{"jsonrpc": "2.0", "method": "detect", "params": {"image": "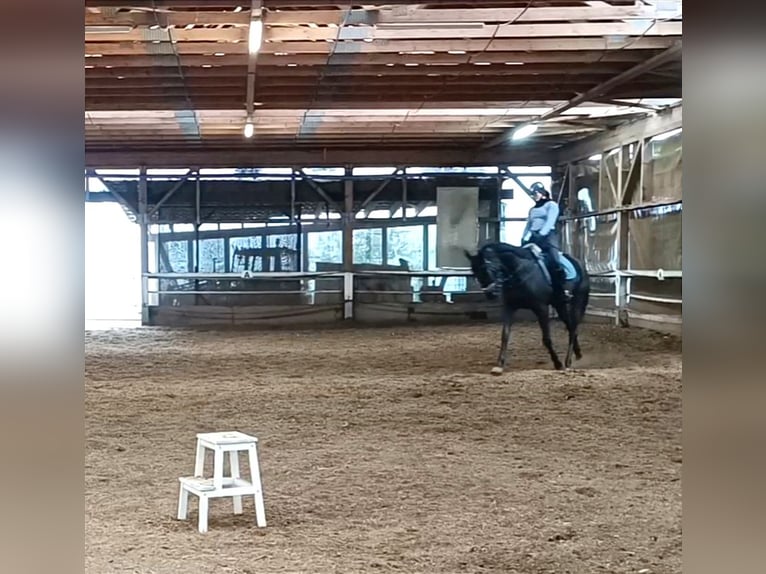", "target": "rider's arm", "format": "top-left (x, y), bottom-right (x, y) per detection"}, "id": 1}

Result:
top-left (539, 202), bottom-right (559, 236)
